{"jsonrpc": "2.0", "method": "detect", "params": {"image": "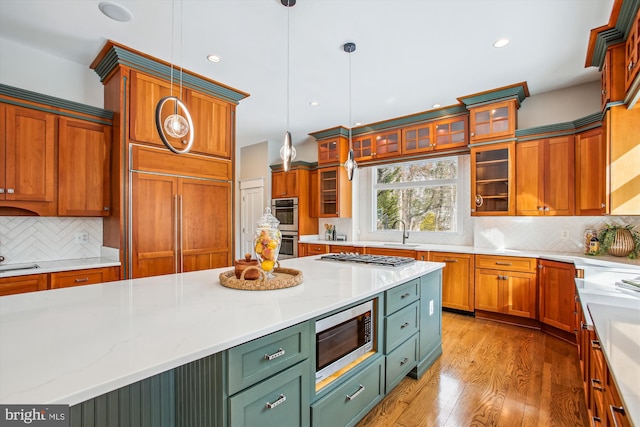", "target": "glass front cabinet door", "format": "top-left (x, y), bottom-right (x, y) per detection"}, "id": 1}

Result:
top-left (469, 100), bottom-right (516, 143)
top-left (471, 142), bottom-right (515, 215)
